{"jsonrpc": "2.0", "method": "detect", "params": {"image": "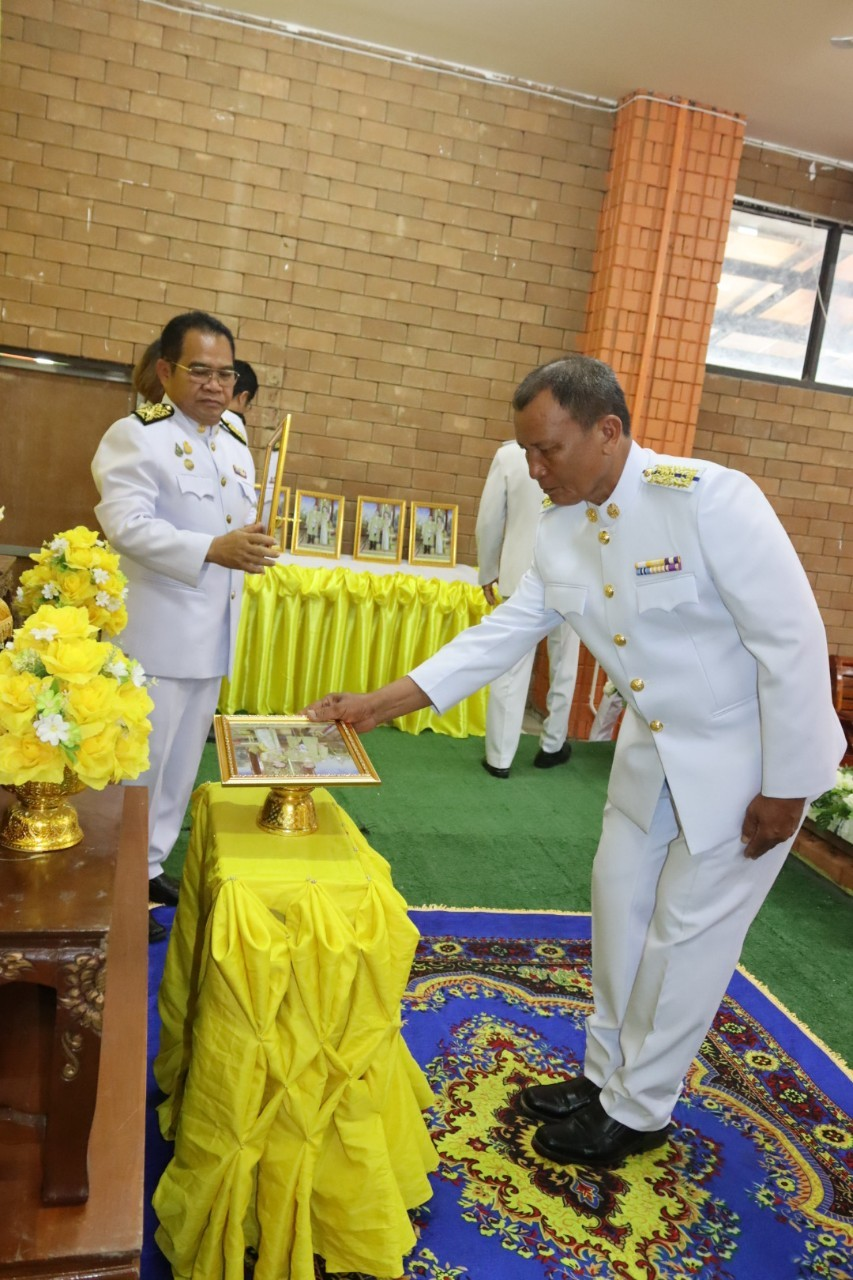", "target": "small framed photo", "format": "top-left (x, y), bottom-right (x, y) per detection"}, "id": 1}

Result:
top-left (409, 501), bottom-right (458, 567)
top-left (353, 496), bottom-right (405, 563)
top-left (214, 714), bottom-right (380, 786)
top-left (291, 490), bottom-right (344, 558)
